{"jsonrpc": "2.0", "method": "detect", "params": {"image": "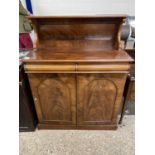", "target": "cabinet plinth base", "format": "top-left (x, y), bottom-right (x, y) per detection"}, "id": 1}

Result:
top-left (38, 123), bottom-right (117, 130)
